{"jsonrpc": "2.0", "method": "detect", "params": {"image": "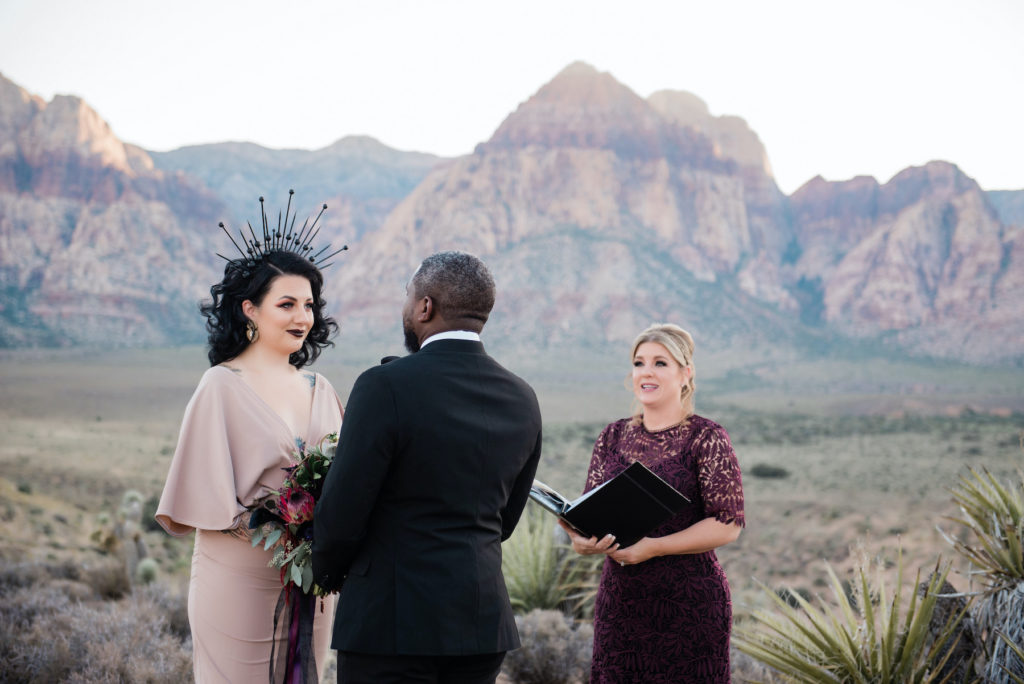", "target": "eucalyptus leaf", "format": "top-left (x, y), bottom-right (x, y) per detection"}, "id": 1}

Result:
top-left (264, 528), bottom-right (282, 550)
top-left (302, 563), bottom-right (313, 593)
